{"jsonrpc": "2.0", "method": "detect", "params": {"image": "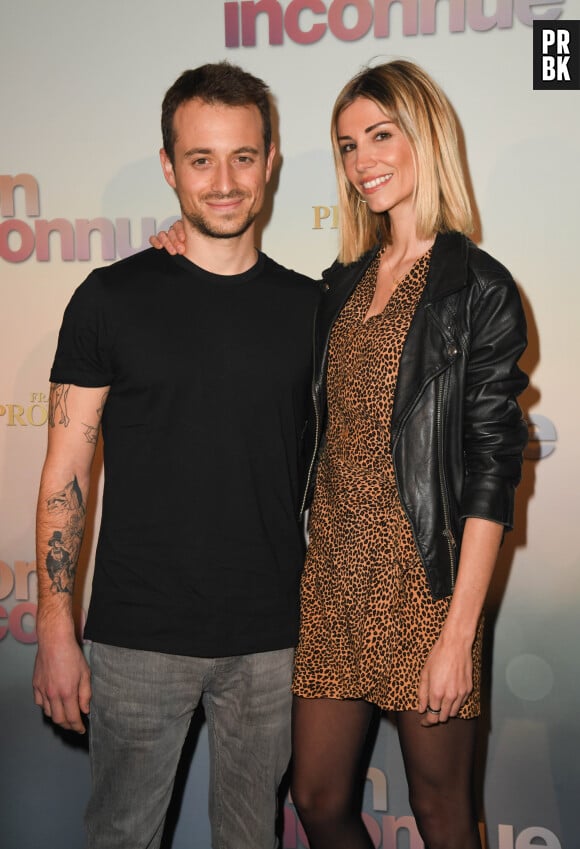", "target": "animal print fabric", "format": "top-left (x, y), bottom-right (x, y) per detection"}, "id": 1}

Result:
top-left (293, 250), bottom-right (482, 717)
